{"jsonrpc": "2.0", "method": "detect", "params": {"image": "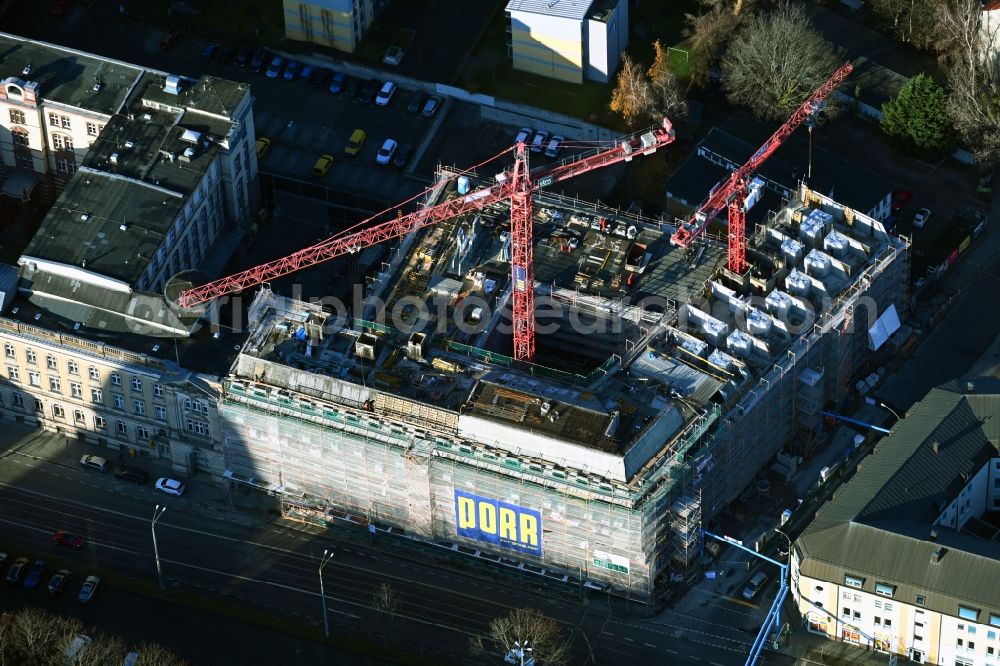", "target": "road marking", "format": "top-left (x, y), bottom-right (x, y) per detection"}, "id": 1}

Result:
top-left (0, 516), bottom-right (140, 556)
top-left (688, 656), bottom-right (701, 661)
top-left (666, 649), bottom-right (678, 654)
top-left (725, 596), bottom-right (759, 609)
top-left (643, 642), bottom-right (656, 648)
top-left (712, 662), bottom-right (726, 666)
top-left (623, 637), bottom-right (634, 642)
